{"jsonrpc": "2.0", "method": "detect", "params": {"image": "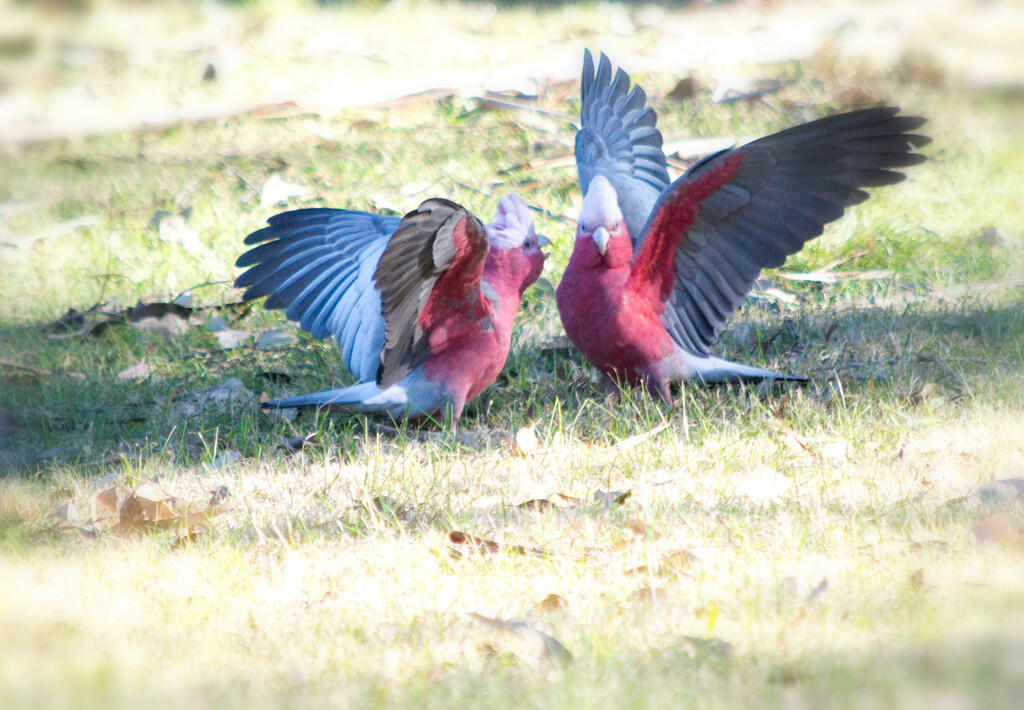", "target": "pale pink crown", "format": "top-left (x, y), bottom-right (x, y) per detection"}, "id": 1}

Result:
top-left (579, 175), bottom-right (623, 232)
top-left (486, 193), bottom-right (536, 251)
